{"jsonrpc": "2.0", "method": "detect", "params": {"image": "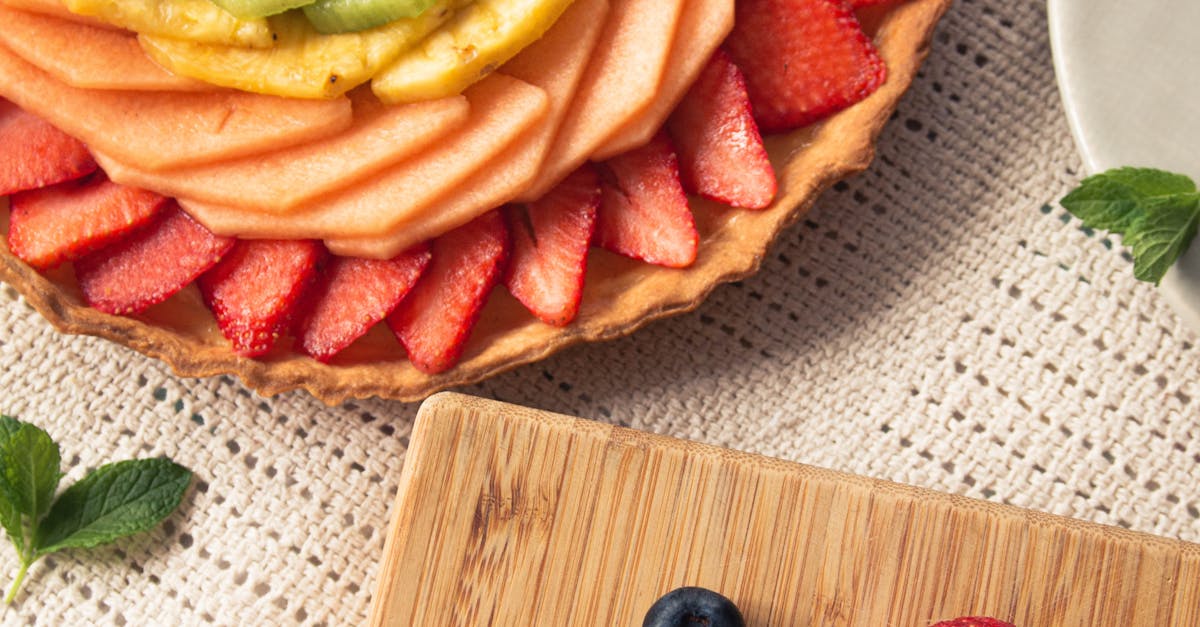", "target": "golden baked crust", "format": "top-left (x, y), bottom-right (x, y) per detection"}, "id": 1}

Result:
top-left (0, 0), bottom-right (953, 404)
